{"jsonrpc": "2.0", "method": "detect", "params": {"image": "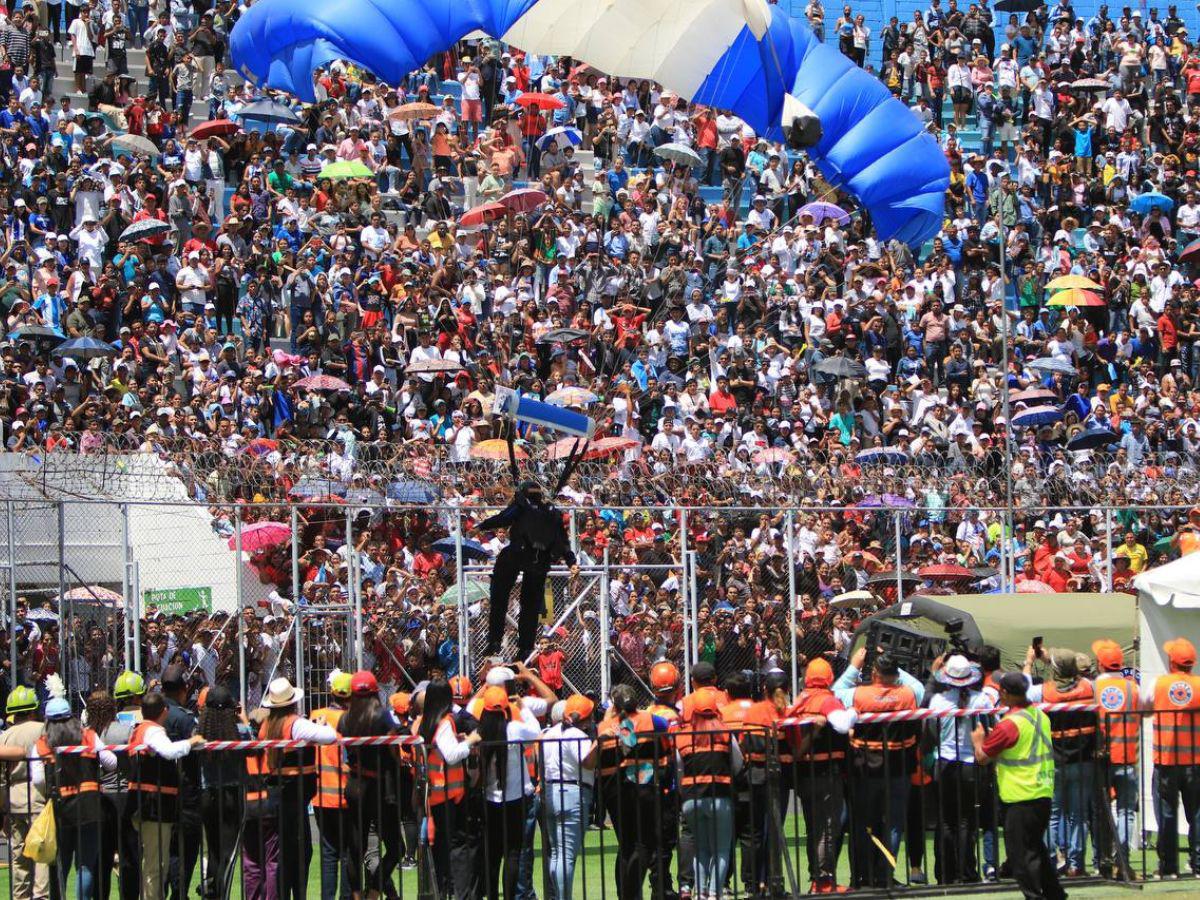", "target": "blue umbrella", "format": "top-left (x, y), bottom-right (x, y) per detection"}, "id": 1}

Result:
top-left (856, 448), bottom-right (910, 466)
top-left (1130, 192), bottom-right (1175, 215)
top-left (431, 537), bottom-right (490, 561)
top-left (288, 477), bottom-right (348, 499)
top-left (1011, 405), bottom-right (1062, 428)
top-left (1067, 424), bottom-right (1119, 451)
top-left (387, 480), bottom-right (440, 503)
top-left (1027, 357), bottom-right (1077, 376)
top-left (237, 99), bottom-right (302, 124)
top-left (536, 126), bottom-right (582, 151)
top-left (55, 336), bottom-right (115, 359)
